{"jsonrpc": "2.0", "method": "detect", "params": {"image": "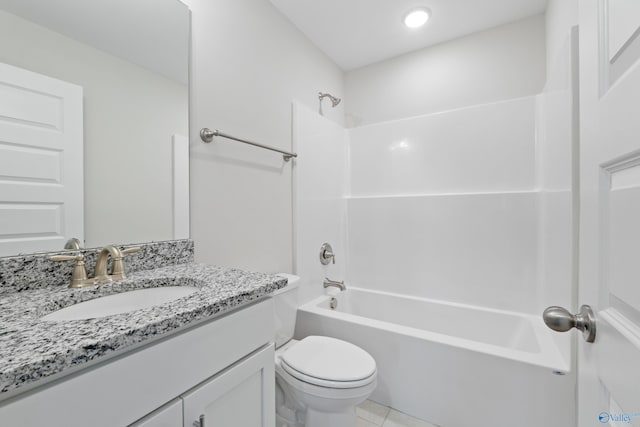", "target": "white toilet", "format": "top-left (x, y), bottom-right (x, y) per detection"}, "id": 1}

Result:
top-left (273, 274), bottom-right (377, 427)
